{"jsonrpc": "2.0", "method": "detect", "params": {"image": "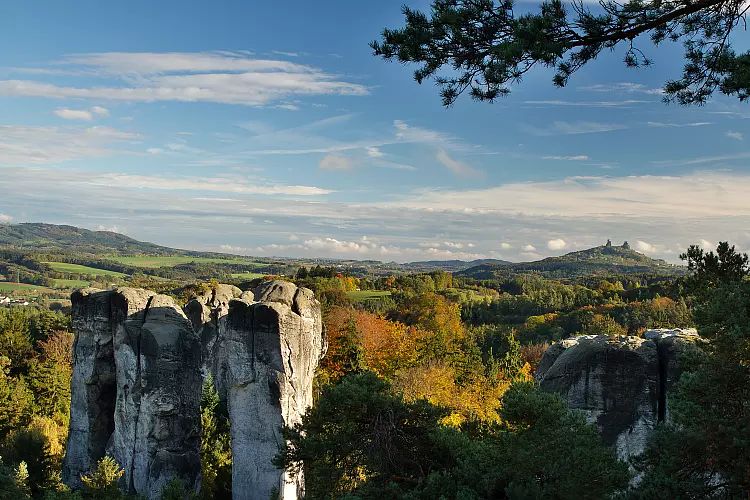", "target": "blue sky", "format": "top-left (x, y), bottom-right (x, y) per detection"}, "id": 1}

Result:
top-left (1, 0), bottom-right (749, 262)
